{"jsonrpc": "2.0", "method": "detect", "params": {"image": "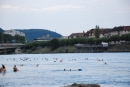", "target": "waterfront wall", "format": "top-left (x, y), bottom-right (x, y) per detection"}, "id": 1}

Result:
top-left (25, 44), bottom-right (130, 54)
